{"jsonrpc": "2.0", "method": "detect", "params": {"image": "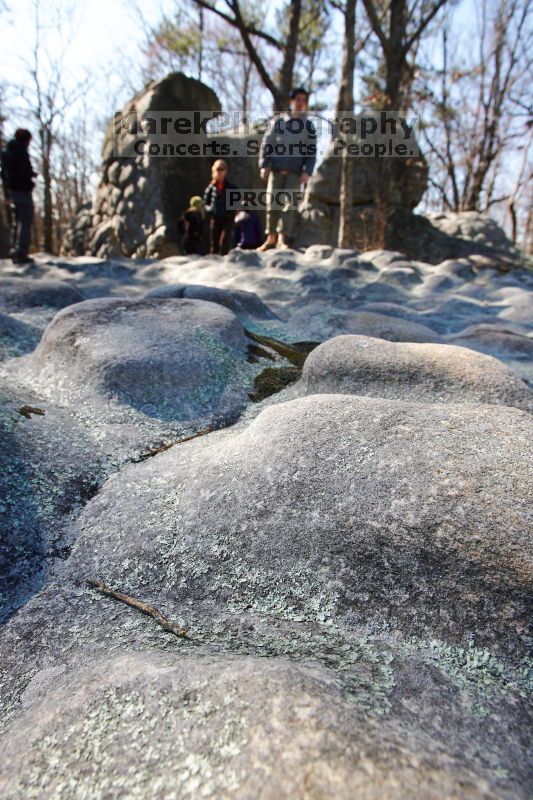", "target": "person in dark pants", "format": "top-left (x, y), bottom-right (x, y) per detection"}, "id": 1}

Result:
top-left (1, 129), bottom-right (36, 264)
top-left (233, 207), bottom-right (263, 249)
top-left (177, 195), bottom-right (204, 254)
top-left (203, 159), bottom-right (236, 255)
